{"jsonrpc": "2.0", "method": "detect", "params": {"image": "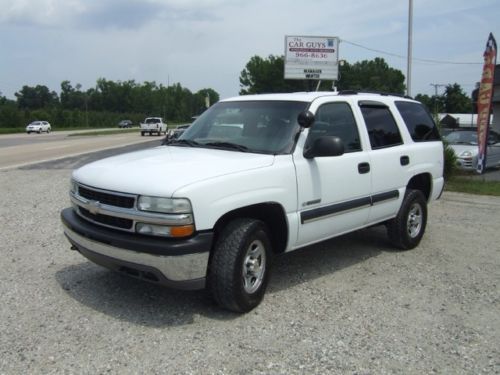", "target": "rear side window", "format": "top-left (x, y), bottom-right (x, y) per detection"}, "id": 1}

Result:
top-left (395, 101), bottom-right (441, 141)
top-left (360, 103), bottom-right (403, 149)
